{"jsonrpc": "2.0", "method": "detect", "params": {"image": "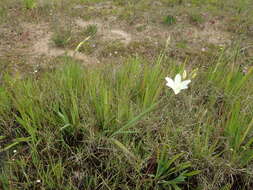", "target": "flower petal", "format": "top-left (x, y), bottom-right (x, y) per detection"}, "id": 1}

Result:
top-left (180, 80), bottom-right (191, 89)
top-left (165, 77), bottom-right (175, 88)
top-left (174, 74), bottom-right (181, 84)
top-left (173, 87), bottom-right (181, 94)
